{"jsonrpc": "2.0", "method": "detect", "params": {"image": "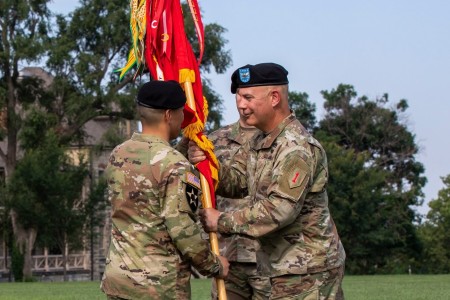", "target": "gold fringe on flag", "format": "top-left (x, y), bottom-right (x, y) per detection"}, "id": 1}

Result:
top-left (179, 68), bottom-right (219, 189)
